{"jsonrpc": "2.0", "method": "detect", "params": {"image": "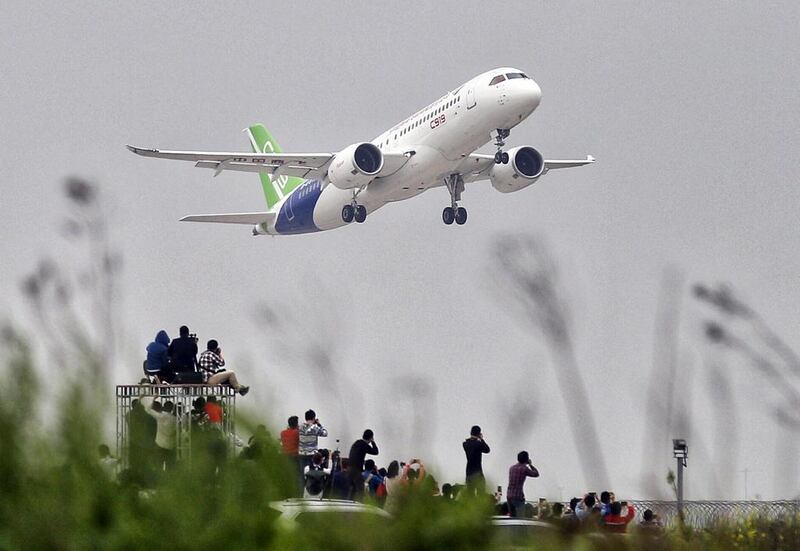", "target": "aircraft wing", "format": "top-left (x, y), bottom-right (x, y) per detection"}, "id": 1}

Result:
top-left (543, 156), bottom-right (596, 170)
top-left (126, 145), bottom-right (410, 179)
top-left (179, 212), bottom-right (276, 225)
top-left (458, 153), bottom-right (595, 184)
